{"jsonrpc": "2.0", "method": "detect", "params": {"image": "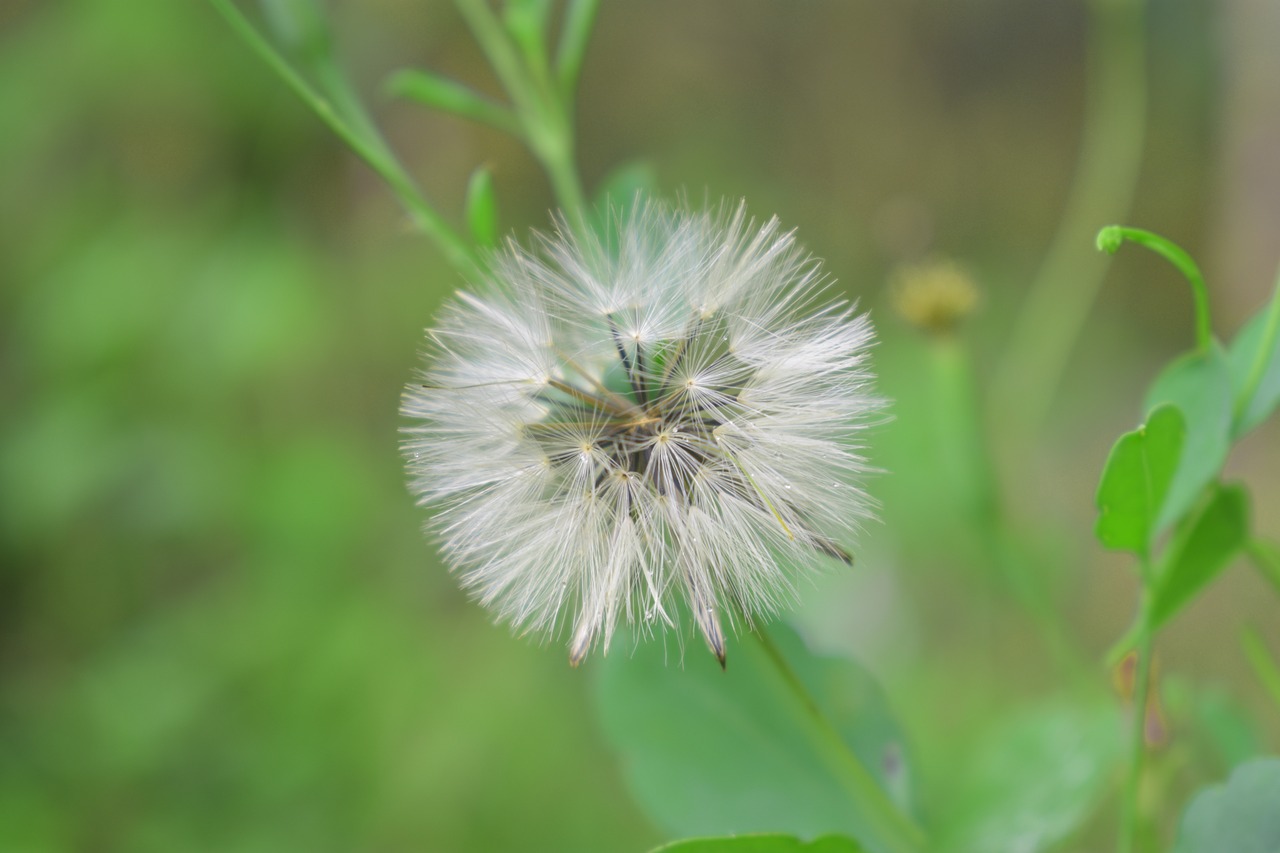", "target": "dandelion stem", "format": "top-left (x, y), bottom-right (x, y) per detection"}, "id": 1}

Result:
top-left (751, 627), bottom-right (925, 853)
